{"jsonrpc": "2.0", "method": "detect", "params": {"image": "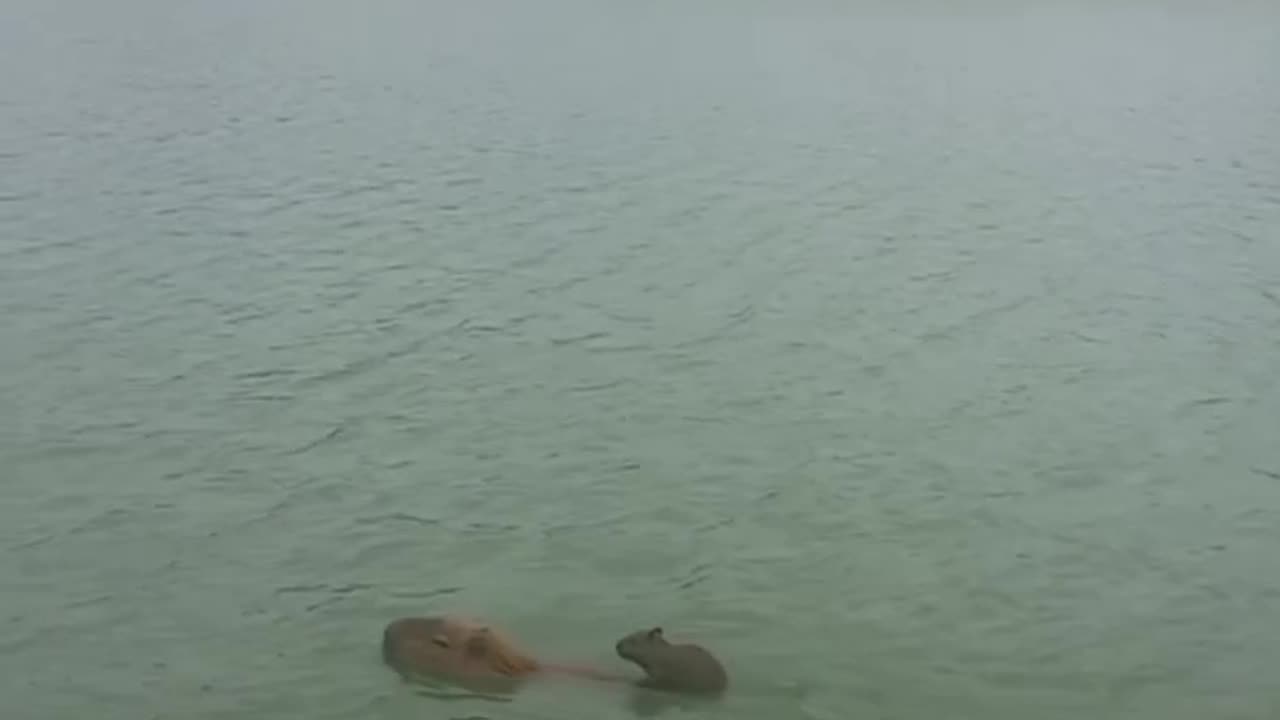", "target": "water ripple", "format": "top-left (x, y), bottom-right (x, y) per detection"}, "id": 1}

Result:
top-left (4, 3), bottom-right (1280, 719)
